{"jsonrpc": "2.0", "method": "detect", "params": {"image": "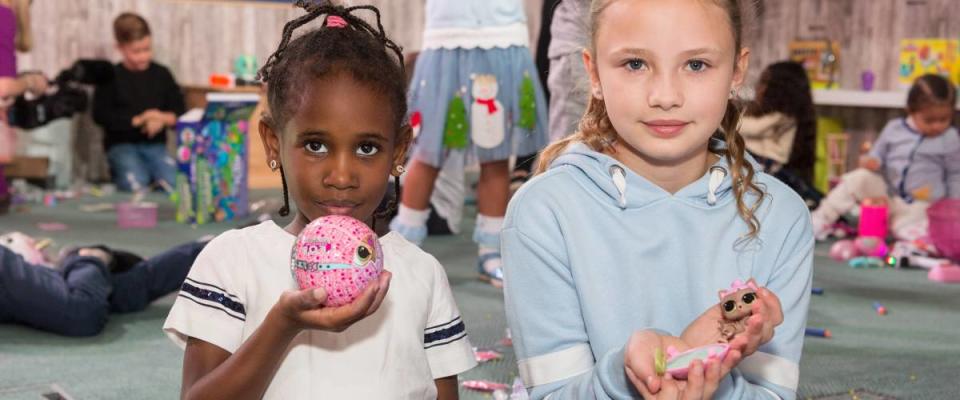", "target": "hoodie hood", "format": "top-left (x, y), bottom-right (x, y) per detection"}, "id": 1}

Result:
top-left (549, 138), bottom-right (761, 209)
